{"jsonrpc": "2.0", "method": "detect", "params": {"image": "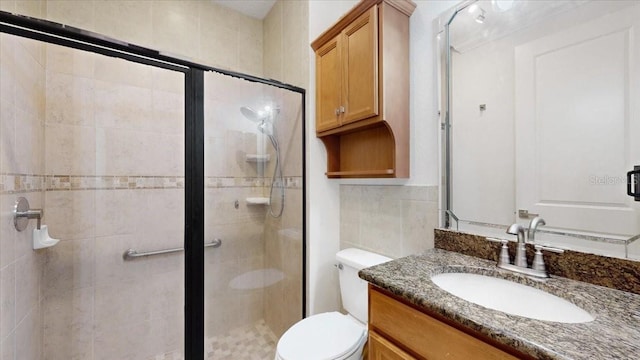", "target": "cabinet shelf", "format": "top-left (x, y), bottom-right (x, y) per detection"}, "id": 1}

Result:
top-left (326, 169), bottom-right (394, 178)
